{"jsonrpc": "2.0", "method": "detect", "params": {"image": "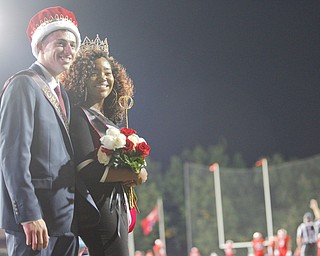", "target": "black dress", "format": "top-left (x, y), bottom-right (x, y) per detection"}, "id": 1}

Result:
top-left (70, 106), bottom-right (129, 256)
